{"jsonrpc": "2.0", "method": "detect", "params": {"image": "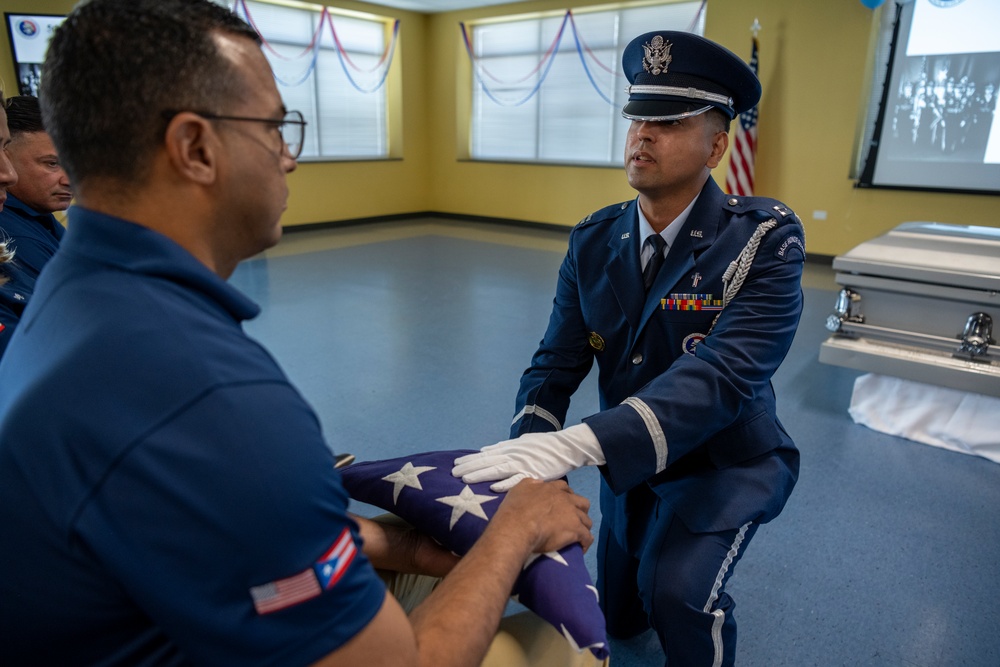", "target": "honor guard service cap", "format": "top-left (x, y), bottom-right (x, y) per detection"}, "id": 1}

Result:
top-left (621, 31), bottom-right (761, 122)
